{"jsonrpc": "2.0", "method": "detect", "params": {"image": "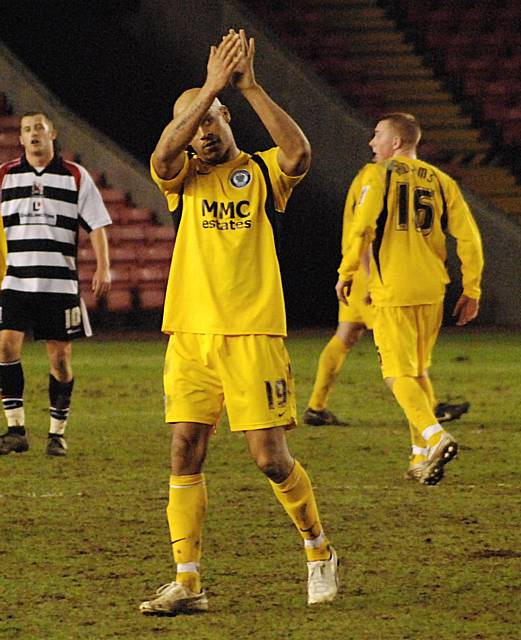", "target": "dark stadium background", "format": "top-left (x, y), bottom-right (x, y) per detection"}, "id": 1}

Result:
top-left (0, 0), bottom-right (468, 329)
top-left (0, 0), bottom-right (356, 329)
